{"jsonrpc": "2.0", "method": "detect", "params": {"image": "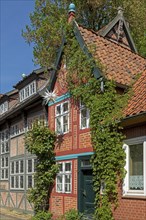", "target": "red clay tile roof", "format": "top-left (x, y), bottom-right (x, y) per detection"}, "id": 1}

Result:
top-left (78, 25), bottom-right (146, 86)
top-left (124, 70), bottom-right (146, 117)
